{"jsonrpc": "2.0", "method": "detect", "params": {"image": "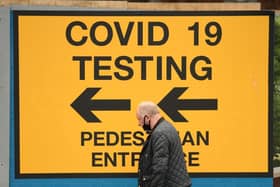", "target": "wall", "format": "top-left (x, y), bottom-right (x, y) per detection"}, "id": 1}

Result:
top-left (0, 1), bottom-right (274, 187)
top-left (0, 7), bottom-right (10, 187)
